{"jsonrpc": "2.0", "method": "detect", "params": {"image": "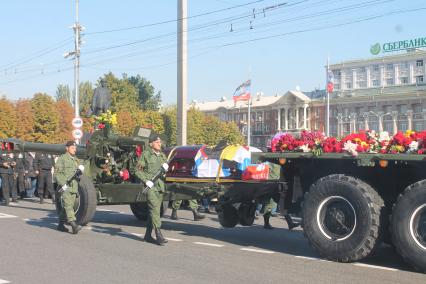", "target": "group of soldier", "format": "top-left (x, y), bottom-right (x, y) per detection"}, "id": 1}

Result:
top-left (0, 151), bottom-right (55, 205)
